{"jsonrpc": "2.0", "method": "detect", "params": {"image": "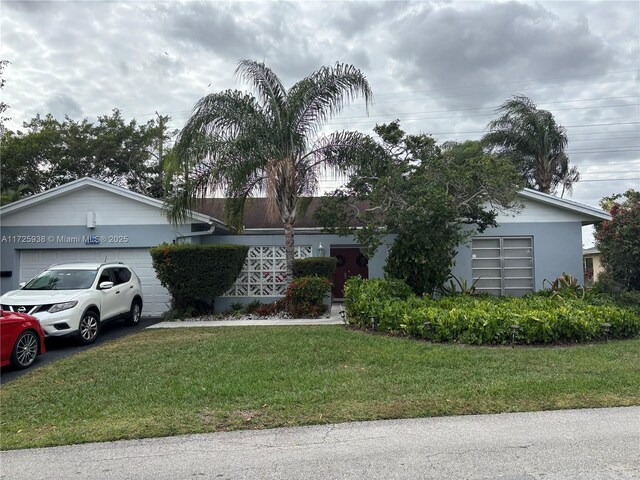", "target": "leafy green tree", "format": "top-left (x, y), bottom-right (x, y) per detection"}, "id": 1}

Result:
top-left (166, 59), bottom-right (374, 281)
top-left (483, 95), bottom-right (579, 196)
top-left (0, 110), bottom-right (168, 199)
top-left (315, 121), bottom-right (523, 295)
top-left (595, 189), bottom-right (640, 290)
top-left (0, 60), bottom-right (10, 135)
